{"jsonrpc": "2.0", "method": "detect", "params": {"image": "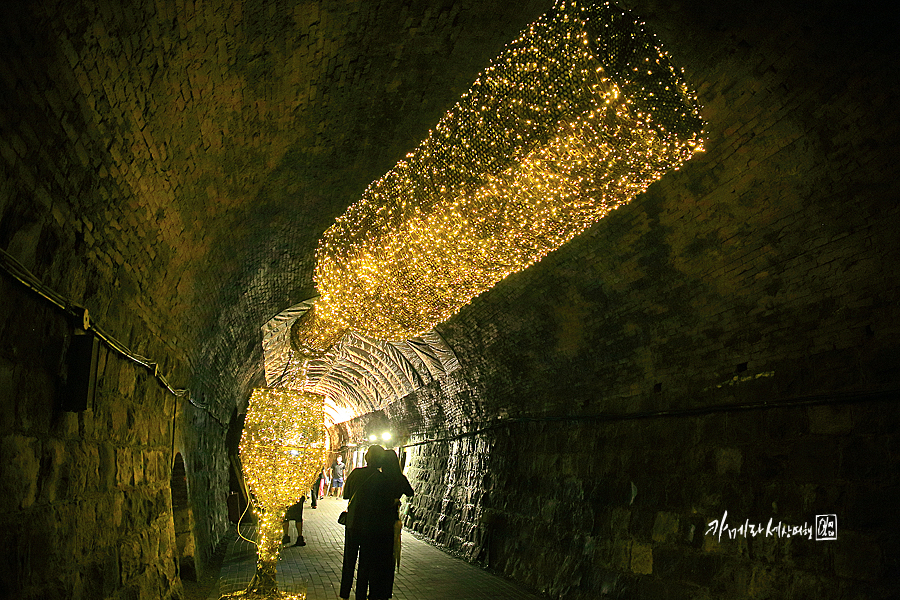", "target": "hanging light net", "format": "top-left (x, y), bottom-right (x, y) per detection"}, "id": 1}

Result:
top-left (294, 0), bottom-right (704, 357)
top-left (227, 388), bottom-right (326, 599)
